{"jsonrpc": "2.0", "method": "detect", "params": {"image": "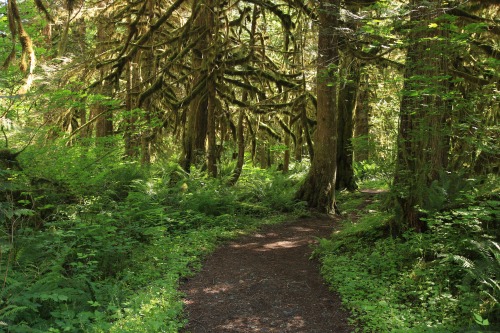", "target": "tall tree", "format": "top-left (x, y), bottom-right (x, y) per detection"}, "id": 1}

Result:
top-left (335, 56), bottom-right (359, 191)
top-left (296, 0), bottom-right (340, 214)
top-left (3, 0), bottom-right (37, 94)
top-left (393, 0), bottom-right (452, 232)
top-left (91, 14), bottom-right (114, 140)
top-left (334, 0), bottom-right (372, 191)
top-left (179, 0), bottom-right (214, 172)
top-left (353, 71), bottom-right (370, 162)
top-left (228, 5), bottom-right (260, 185)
